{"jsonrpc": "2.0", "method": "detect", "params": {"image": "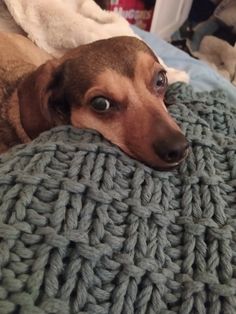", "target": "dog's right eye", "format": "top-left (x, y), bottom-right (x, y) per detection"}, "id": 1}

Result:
top-left (90, 97), bottom-right (111, 112)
